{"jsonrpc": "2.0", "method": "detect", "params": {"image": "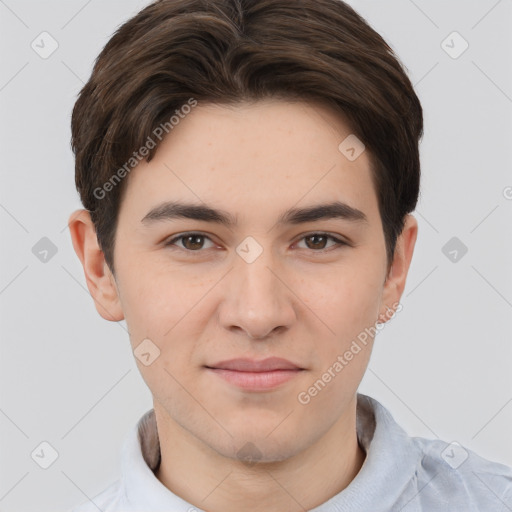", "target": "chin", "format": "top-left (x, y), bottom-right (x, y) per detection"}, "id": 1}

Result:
top-left (207, 430), bottom-right (305, 465)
